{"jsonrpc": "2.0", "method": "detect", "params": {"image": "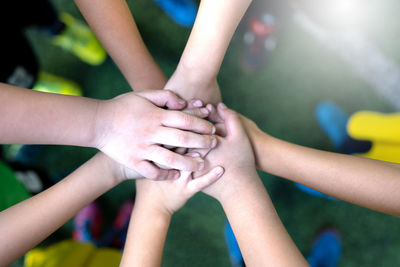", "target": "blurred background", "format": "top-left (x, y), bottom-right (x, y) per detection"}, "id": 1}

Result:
top-left (3, 0), bottom-right (400, 266)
